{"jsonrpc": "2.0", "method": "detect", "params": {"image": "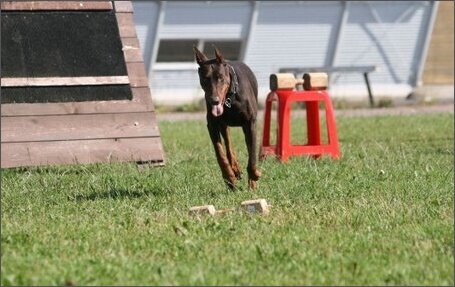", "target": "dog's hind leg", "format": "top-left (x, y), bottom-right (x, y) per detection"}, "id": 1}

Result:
top-left (242, 121), bottom-right (262, 189)
top-left (208, 125), bottom-right (238, 190)
top-left (221, 126), bottom-right (242, 180)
